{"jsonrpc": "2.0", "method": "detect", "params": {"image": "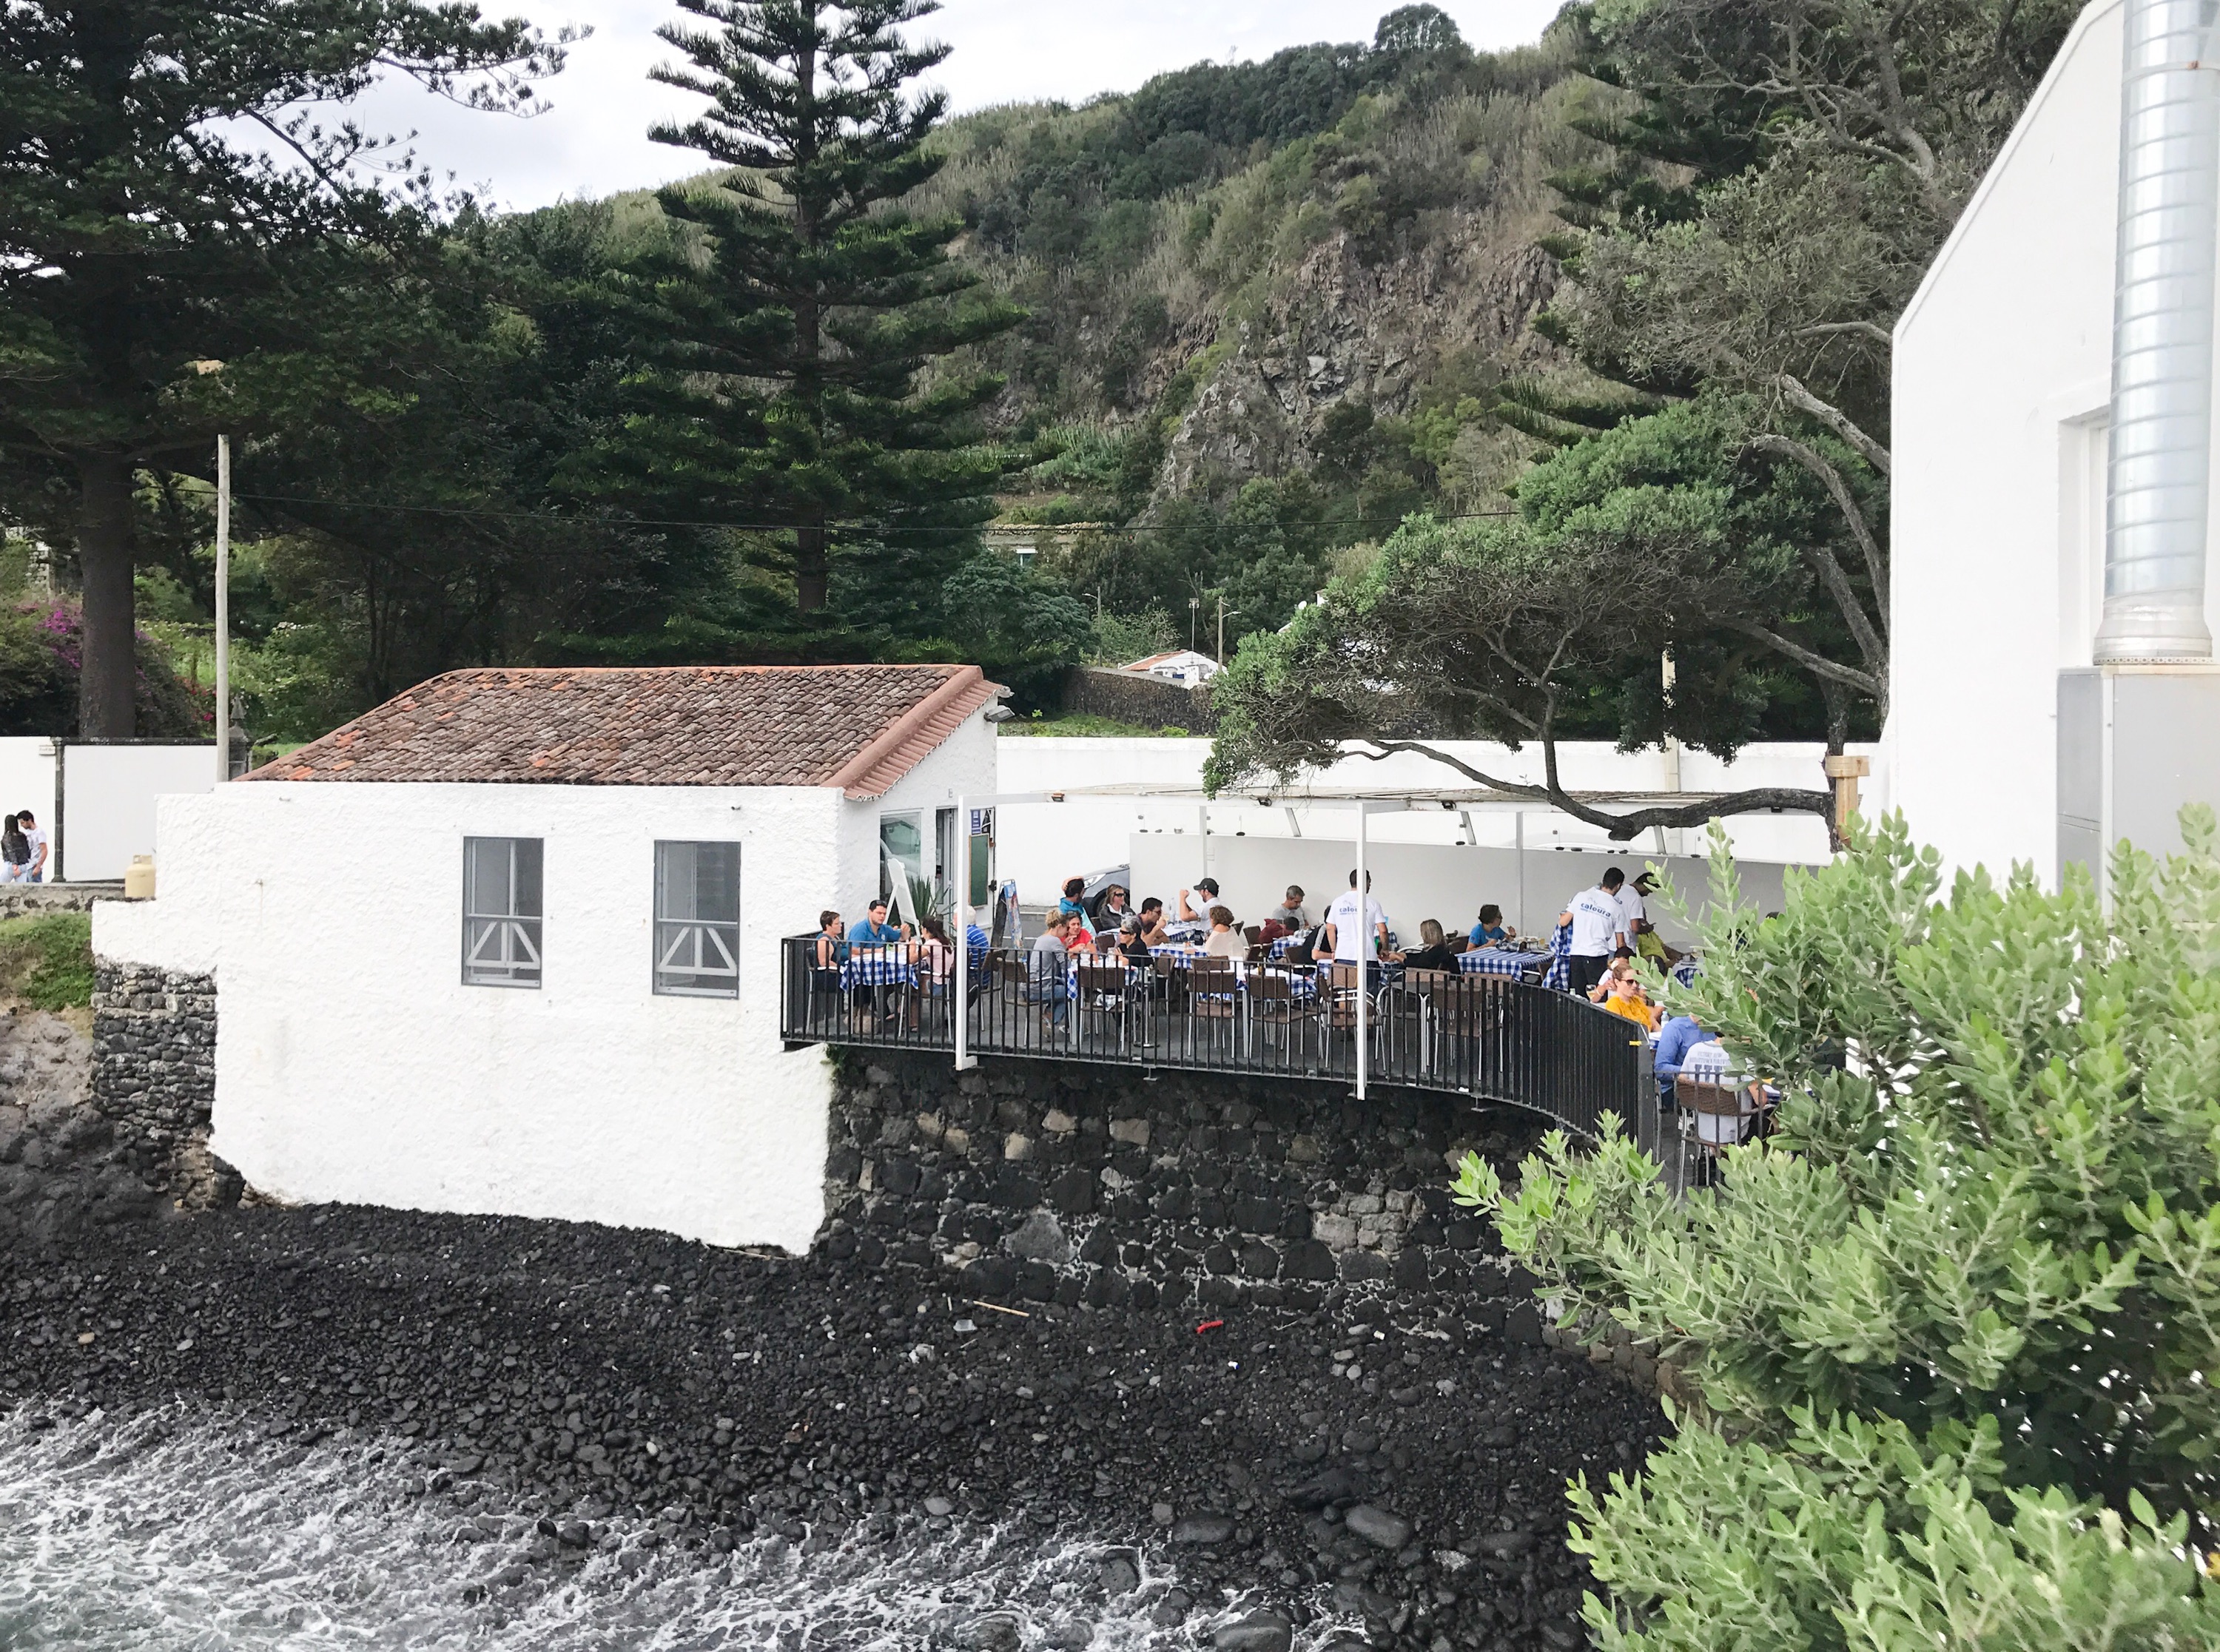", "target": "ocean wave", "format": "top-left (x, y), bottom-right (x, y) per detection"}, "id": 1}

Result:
top-left (0, 1405), bottom-right (1355, 1651)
